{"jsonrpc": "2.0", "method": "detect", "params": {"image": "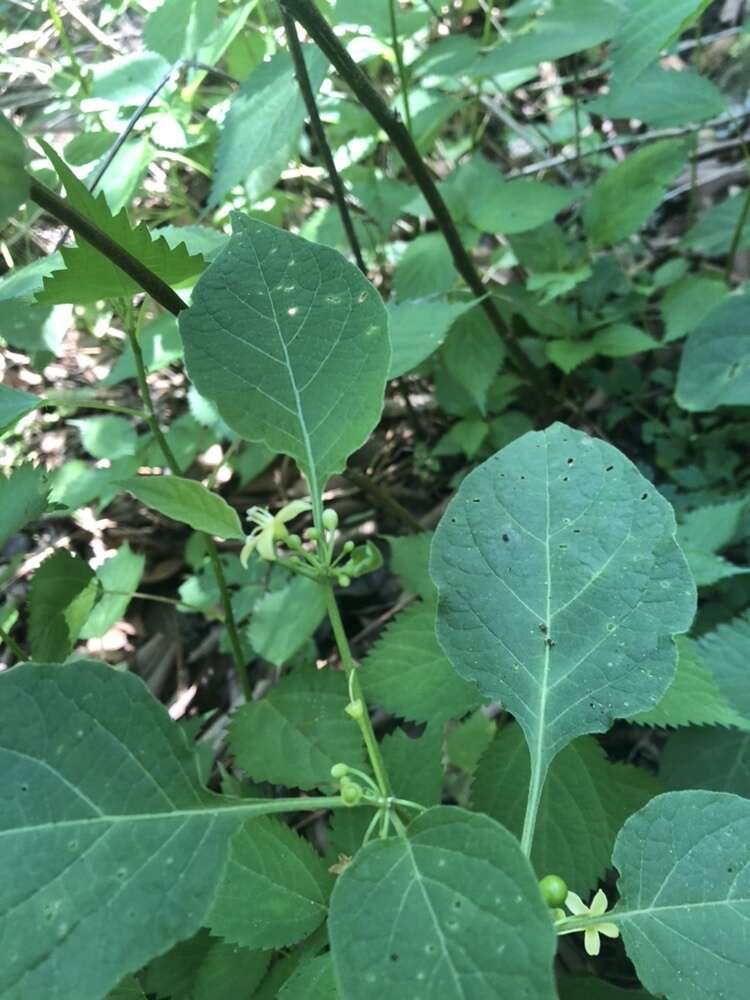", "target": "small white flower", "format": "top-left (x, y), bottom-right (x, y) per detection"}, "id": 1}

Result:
top-left (564, 889), bottom-right (620, 957)
top-left (240, 499), bottom-right (311, 565)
